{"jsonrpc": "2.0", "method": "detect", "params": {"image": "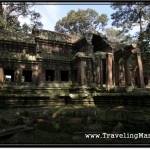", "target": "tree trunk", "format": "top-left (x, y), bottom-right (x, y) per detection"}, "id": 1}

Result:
top-left (139, 12), bottom-right (142, 33)
top-left (138, 3), bottom-right (143, 33)
top-left (0, 2), bottom-right (3, 19)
